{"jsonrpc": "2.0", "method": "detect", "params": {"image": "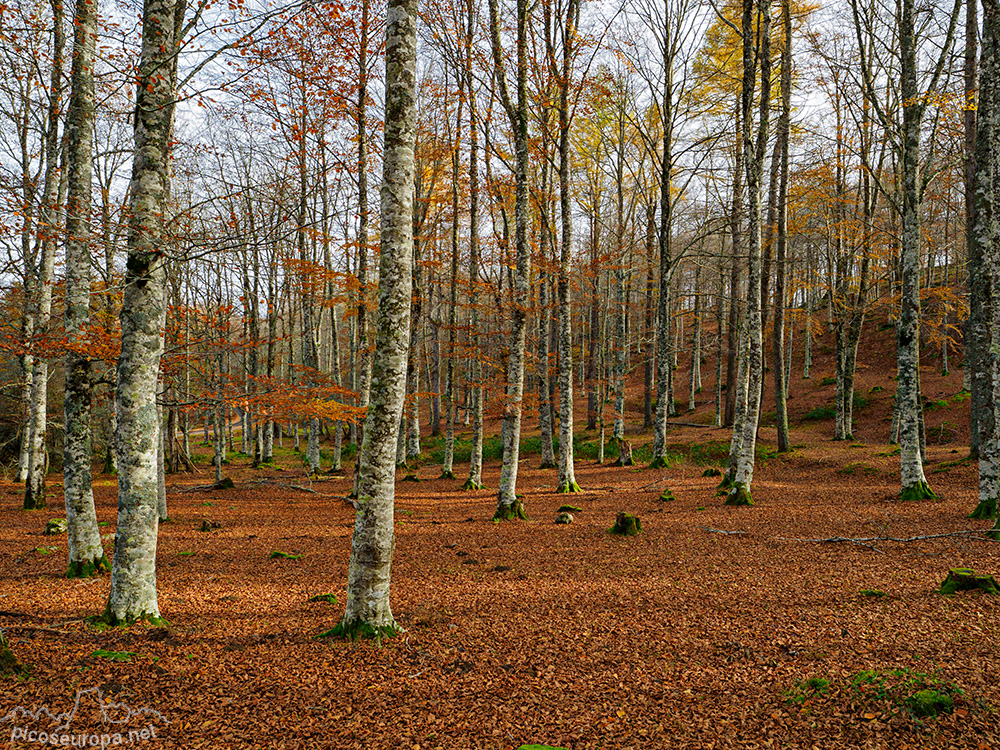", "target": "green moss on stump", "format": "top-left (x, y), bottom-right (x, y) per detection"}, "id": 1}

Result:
top-left (900, 480), bottom-right (938, 502)
top-left (609, 512), bottom-right (641, 536)
top-left (725, 482), bottom-right (754, 506)
top-left (557, 481), bottom-right (582, 493)
top-left (318, 619), bottom-right (400, 642)
top-left (493, 498), bottom-right (528, 521)
top-left (659, 488), bottom-right (675, 502)
top-left (308, 593), bottom-right (338, 604)
top-left (557, 505), bottom-right (582, 513)
top-left (66, 554), bottom-right (110, 579)
top-left (461, 478), bottom-right (486, 491)
top-left (939, 568), bottom-right (999, 596)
